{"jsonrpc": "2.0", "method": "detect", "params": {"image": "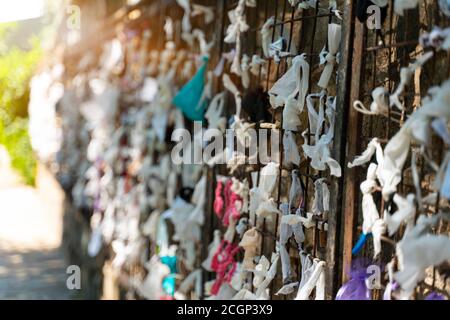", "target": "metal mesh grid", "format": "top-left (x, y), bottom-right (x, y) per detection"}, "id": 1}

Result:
top-left (204, 0), bottom-right (344, 300)
top-left (346, 0), bottom-right (450, 299)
